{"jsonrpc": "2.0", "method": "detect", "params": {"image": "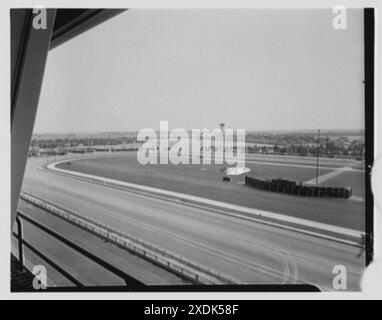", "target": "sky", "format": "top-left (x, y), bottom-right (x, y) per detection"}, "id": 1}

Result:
top-left (34, 9), bottom-right (365, 133)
